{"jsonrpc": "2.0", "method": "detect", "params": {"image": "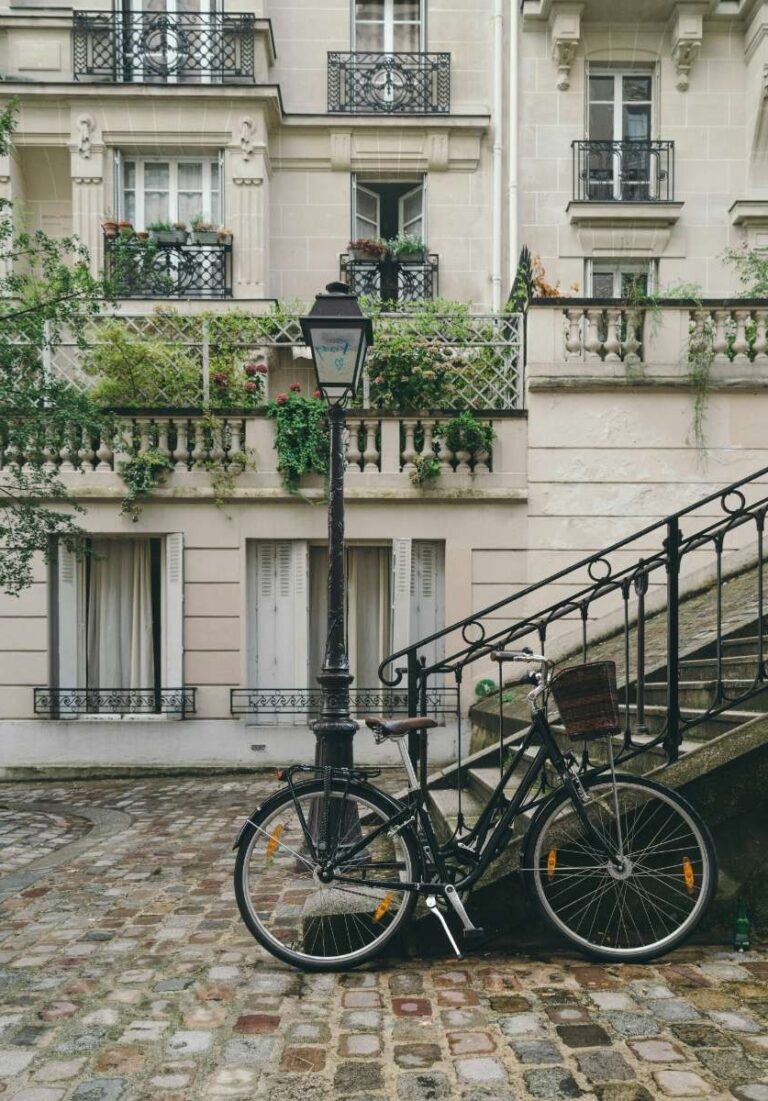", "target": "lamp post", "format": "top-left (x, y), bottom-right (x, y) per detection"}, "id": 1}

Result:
top-left (300, 282), bottom-right (373, 769)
